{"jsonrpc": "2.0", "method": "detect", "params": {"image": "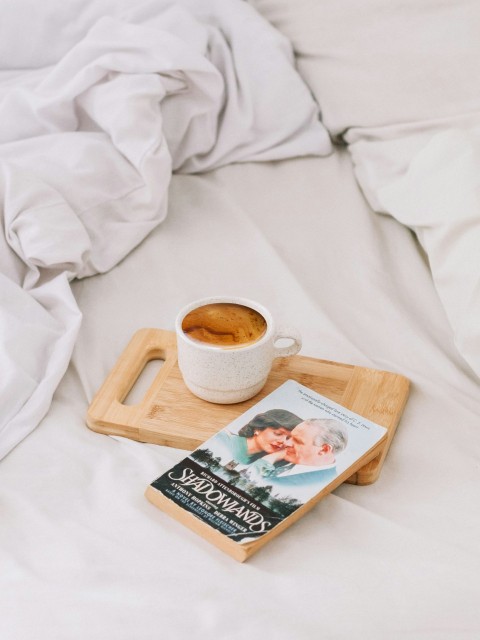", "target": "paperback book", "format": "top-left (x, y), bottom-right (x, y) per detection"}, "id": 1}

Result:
top-left (145, 379), bottom-right (387, 561)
